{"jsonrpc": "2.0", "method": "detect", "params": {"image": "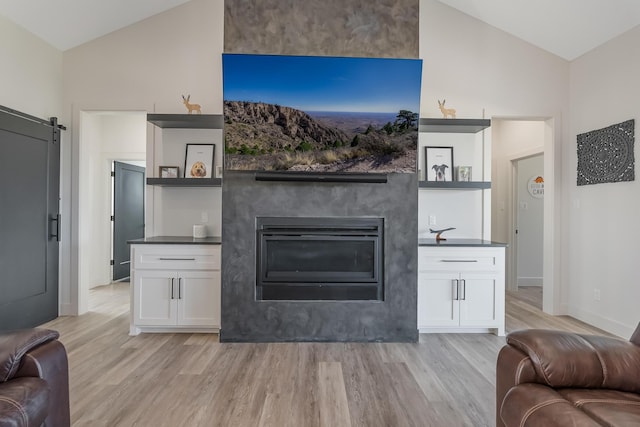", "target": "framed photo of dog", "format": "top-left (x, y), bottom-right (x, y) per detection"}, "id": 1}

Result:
top-left (184, 144), bottom-right (215, 178)
top-left (425, 146), bottom-right (454, 182)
